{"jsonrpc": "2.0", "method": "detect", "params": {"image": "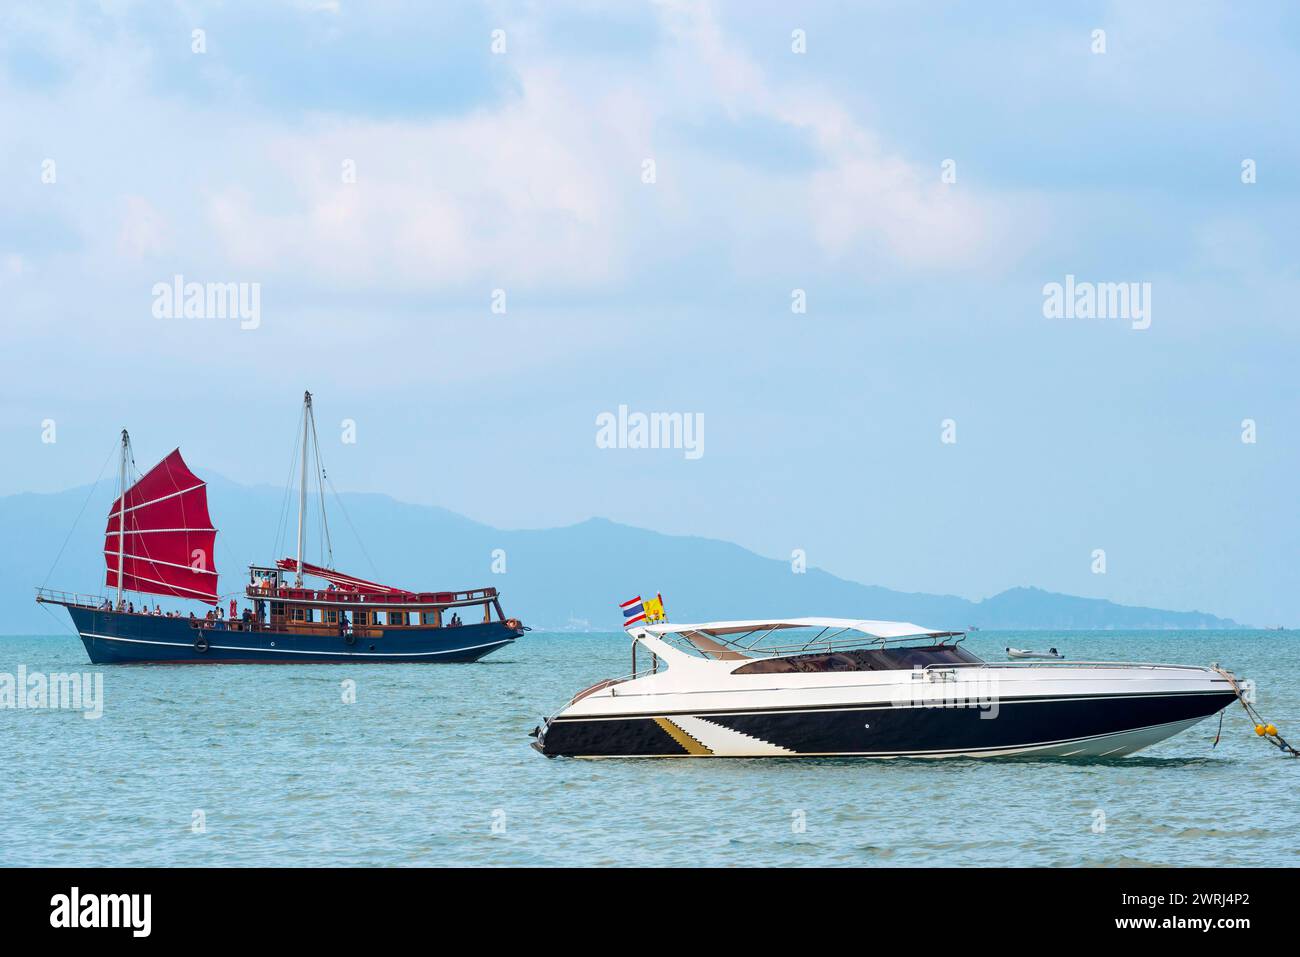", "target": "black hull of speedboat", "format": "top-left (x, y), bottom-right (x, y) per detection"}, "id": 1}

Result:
top-left (534, 690), bottom-right (1237, 758)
